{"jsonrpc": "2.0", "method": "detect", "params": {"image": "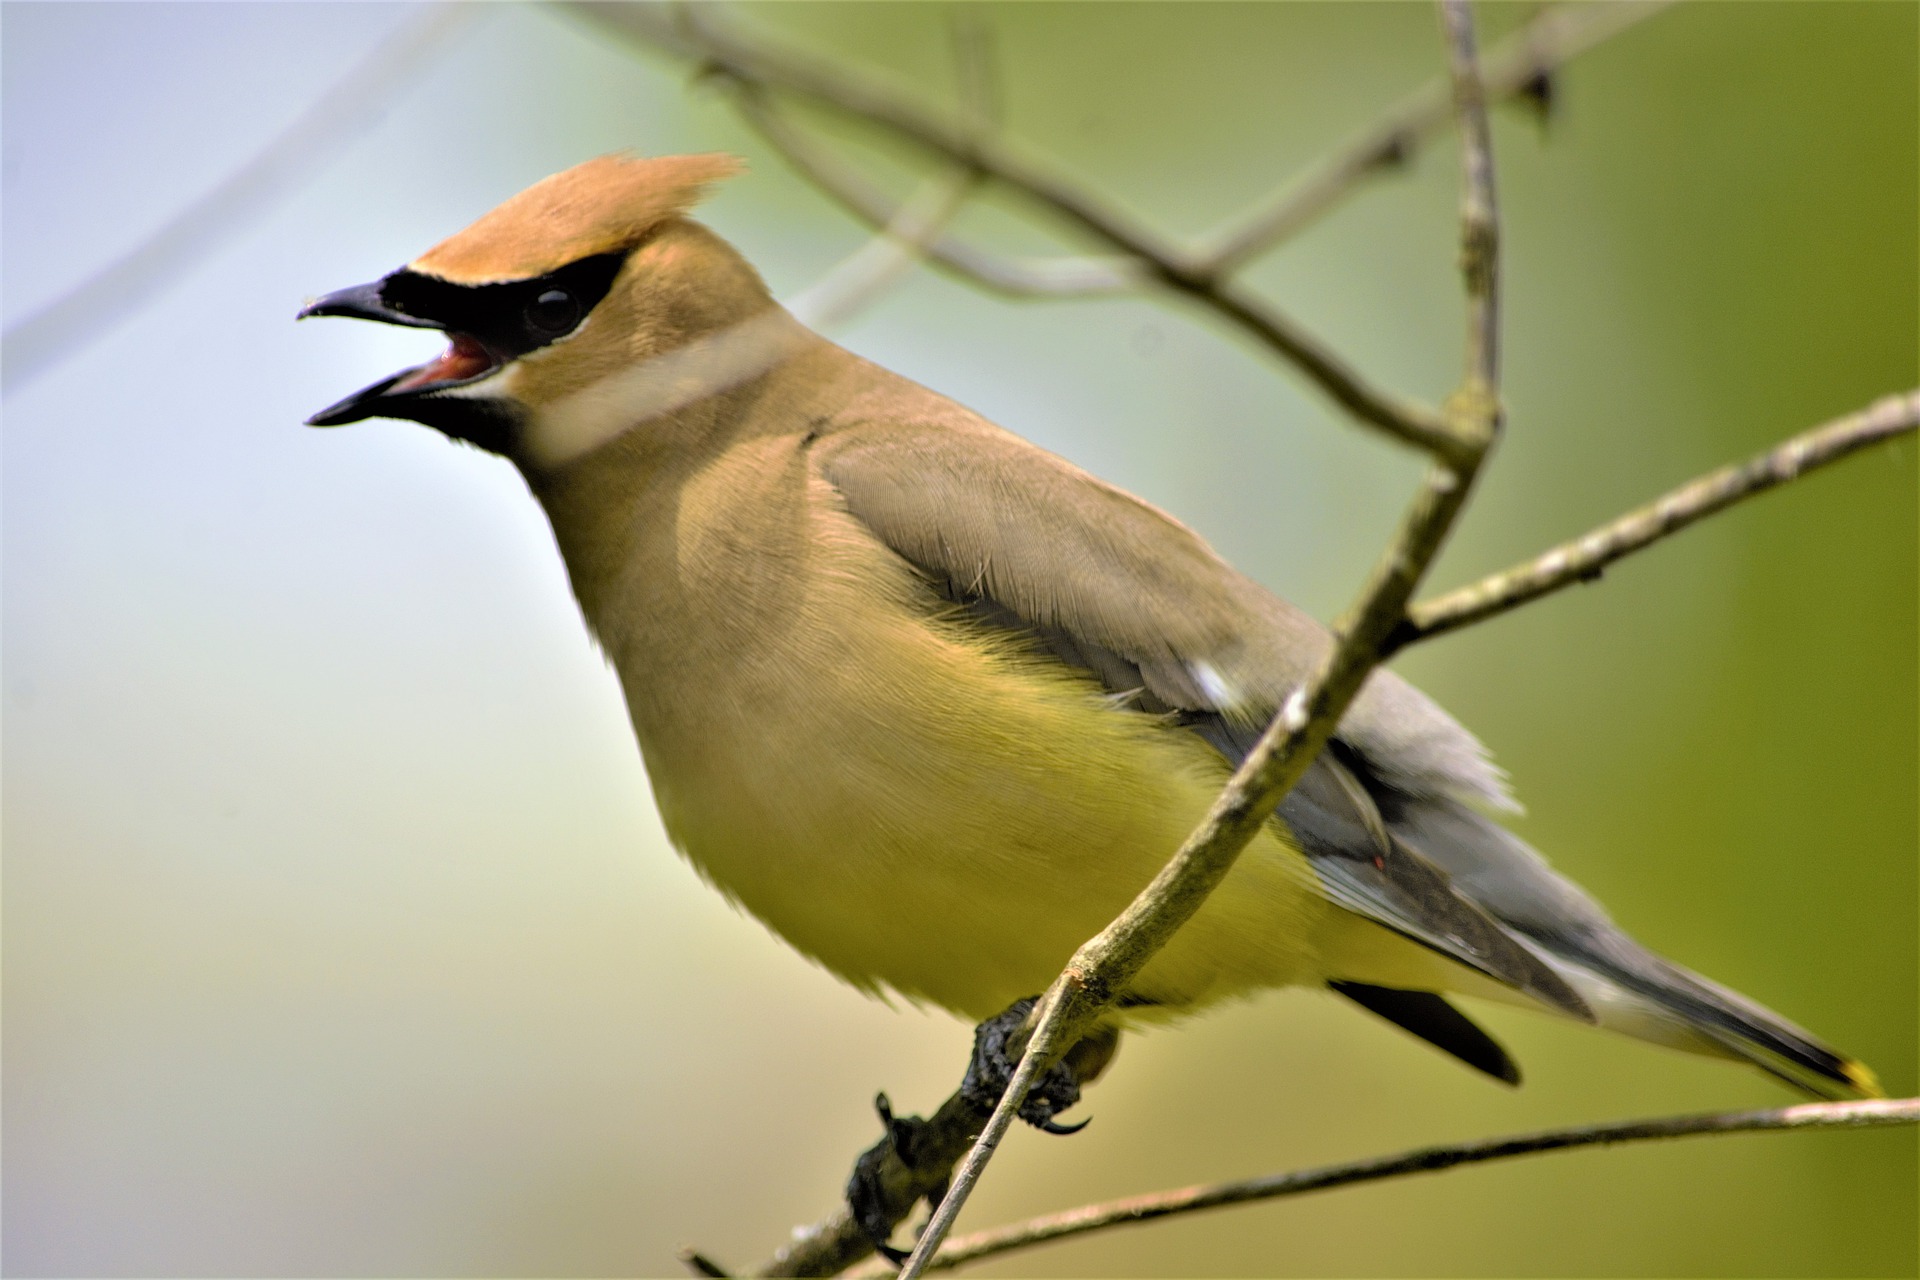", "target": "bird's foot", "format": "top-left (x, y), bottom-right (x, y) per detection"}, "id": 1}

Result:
top-left (846, 1000), bottom-right (1109, 1264)
top-left (960, 996), bottom-right (1091, 1135)
top-left (846, 1092), bottom-right (940, 1265)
